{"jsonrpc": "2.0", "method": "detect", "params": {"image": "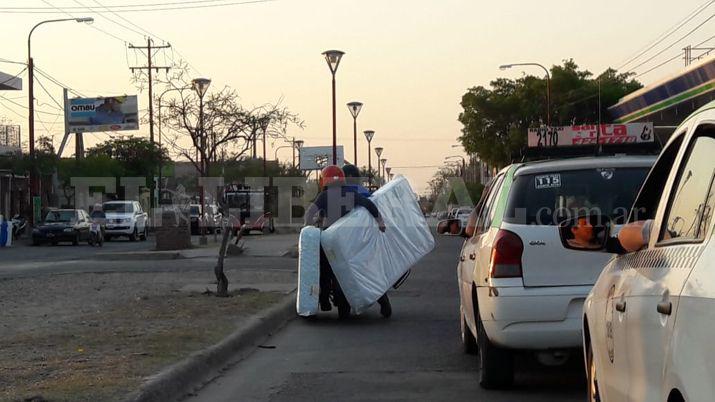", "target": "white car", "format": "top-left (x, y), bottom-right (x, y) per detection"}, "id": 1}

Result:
top-left (576, 104), bottom-right (715, 402)
top-left (103, 200), bottom-right (149, 241)
top-left (455, 207), bottom-right (472, 231)
top-left (442, 155), bottom-right (655, 389)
